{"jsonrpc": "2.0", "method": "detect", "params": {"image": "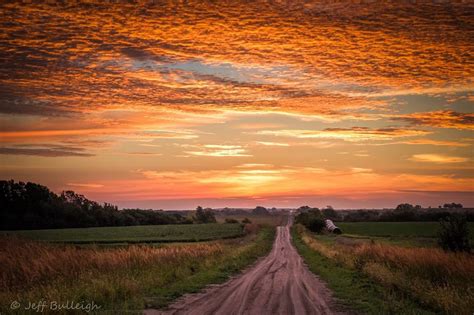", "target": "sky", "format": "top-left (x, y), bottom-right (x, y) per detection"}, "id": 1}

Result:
top-left (0, 1), bottom-right (473, 209)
